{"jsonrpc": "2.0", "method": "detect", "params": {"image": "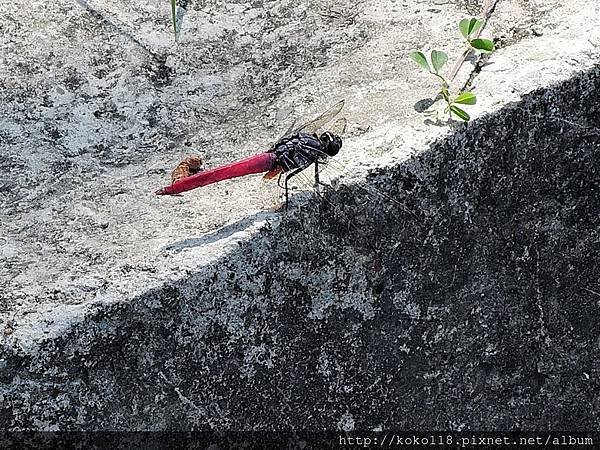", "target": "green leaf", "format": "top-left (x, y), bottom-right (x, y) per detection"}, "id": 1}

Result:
top-left (470, 38), bottom-right (495, 53)
top-left (453, 92), bottom-right (477, 105)
top-left (471, 19), bottom-right (484, 36)
top-left (459, 18), bottom-right (484, 39)
top-left (410, 51), bottom-right (431, 72)
top-left (171, 0), bottom-right (178, 42)
top-left (450, 105), bottom-right (470, 121)
top-left (430, 50), bottom-right (448, 73)
top-left (459, 18), bottom-right (472, 39)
